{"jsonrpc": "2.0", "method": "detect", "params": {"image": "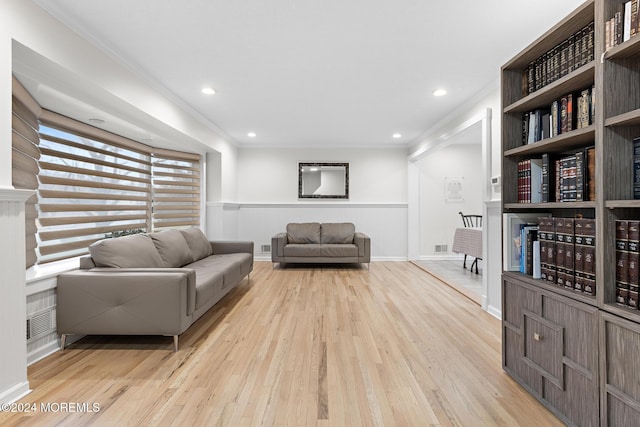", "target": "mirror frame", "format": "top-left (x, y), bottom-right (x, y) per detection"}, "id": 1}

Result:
top-left (298, 162), bottom-right (349, 199)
